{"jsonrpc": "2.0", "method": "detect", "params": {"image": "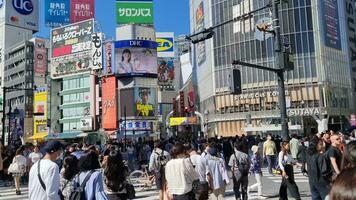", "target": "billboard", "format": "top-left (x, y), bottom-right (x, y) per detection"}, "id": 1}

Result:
top-left (156, 32), bottom-right (174, 57)
top-left (51, 19), bottom-right (94, 58)
top-left (170, 117), bottom-right (198, 126)
top-left (45, 0), bottom-right (70, 27)
top-left (51, 56), bottom-right (91, 79)
top-left (34, 38), bottom-right (47, 75)
top-left (103, 42), bottom-right (115, 75)
top-left (157, 57), bottom-right (174, 87)
top-left (91, 32), bottom-right (103, 70)
top-left (195, 2), bottom-right (206, 65)
top-left (70, 0), bottom-right (94, 23)
top-left (116, 1), bottom-right (153, 24)
top-left (5, 0), bottom-right (39, 31)
top-left (33, 90), bottom-right (48, 135)
top-left (102, 76), bottom-right (117, 130)
top-left (125, 120), bottom-right (152, 131)
top-left (134, 87), bottom-right (156, 117)
top-left (321, 0), bottom-right (341, 50)
top-left (114, 40), bottom-right (157, 76)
